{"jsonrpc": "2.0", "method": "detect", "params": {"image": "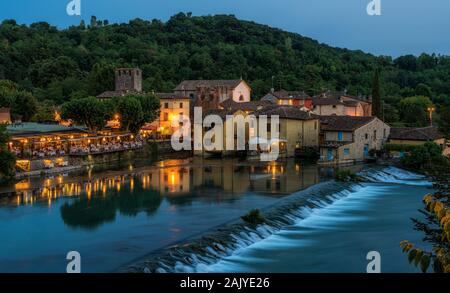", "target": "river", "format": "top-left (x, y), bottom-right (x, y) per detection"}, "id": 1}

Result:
top-left (0, 158), bottom-right (431, 273)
